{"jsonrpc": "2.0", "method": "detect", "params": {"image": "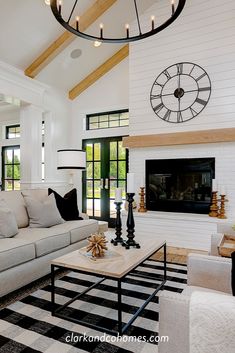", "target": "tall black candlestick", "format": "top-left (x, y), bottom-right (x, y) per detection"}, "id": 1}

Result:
top-left (123, 193), bottom-right (140, 249)
top-left (111, 202), bottom-right (124, 245)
